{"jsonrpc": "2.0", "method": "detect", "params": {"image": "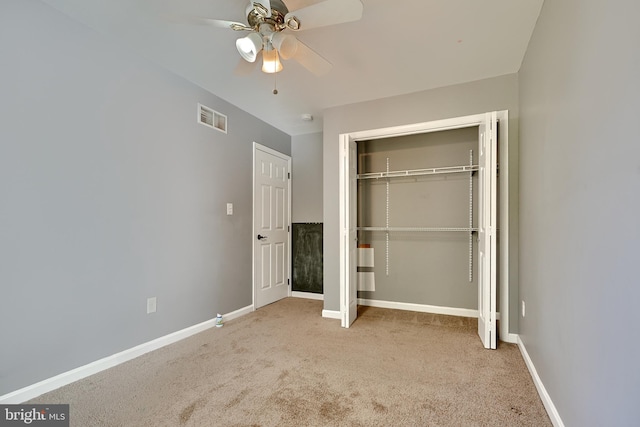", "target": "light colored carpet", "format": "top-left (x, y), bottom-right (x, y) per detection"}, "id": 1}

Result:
top-left (30, 298), bottom-right (551, 426)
